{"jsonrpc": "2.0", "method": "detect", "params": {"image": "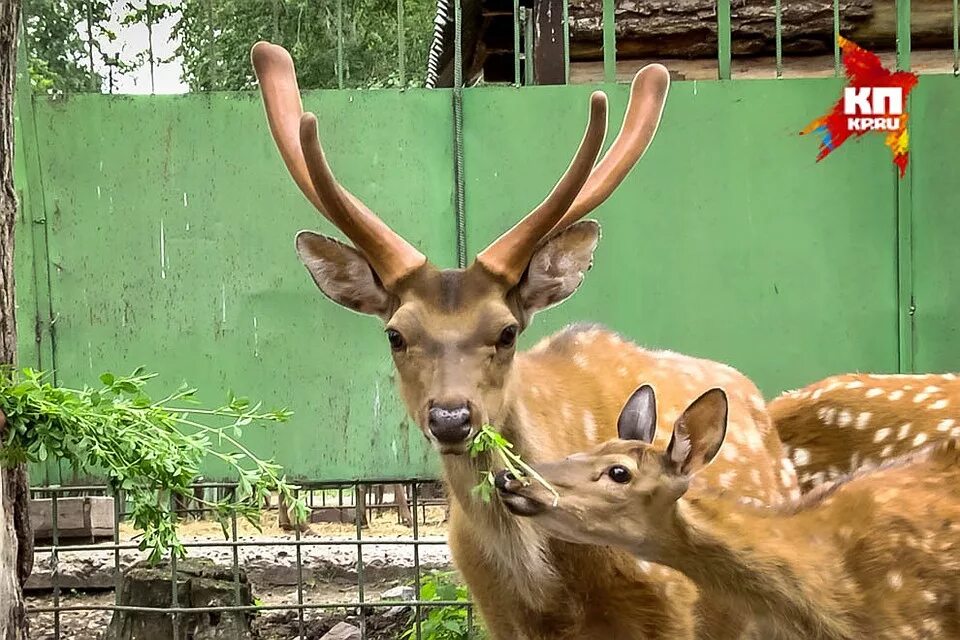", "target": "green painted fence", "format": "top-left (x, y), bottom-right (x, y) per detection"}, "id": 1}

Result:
top-left (13, 76), bottom-right (960, 483)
